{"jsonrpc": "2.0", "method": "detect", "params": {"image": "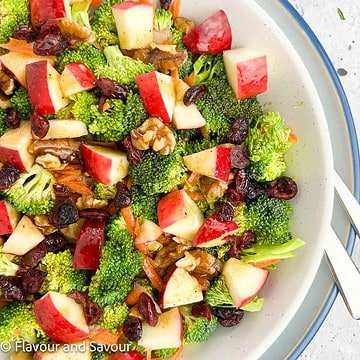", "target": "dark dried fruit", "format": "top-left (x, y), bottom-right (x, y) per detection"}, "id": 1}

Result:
top-left (97, 78), bottom-right (129, 101)
top-left (227, 117), bottom-right (248, 145)
top-left (192, 301), bottom-right (213, 321)
top-left (22, 242), bottom-right (47, 268)
top-left (69, 291), bottom-right (88, 307)
top-left (33, 23), bottom-right (68, 56)
top-left (120, 136), bottom-right (145, 165)
top-left (48, 199), bottom-right (79, 228)
top-left (5, 109), bottom-right (21, 129)
top-left (230, 145), bottom-right (250, 169)
top-left (53, 183), bottom-right (71, 198)
top-left (160, 0), bottom-right (171, 10)
top-left (240, 230), bottom-right (257, 249)
top-left (137, 293), bottom-right (158, 326)
top-left (30, 112), bottom-right (49, 139)
top-left (215, 202), bottom-right (234, 222)
top-left (113, 182), bottom-right (131, 209)
top-left (38, 21), bottom-right (62, 38)
top-left (0, 276), bottom-right (25, 301)
top-left (226, 186), bottom-right (245, 206)
top-left (123, 316), bottom-right (142, 341)
top-left (22, 269), bottom-right (46, 294)
top-left (13, 24), bottom-right (39, 42)
top-left (245, 180), bottom-right (269, 201)
top-left (44, 232), bottom-right (67, 253)
top-left (78, 208), bottom-right (110, 220)
top-left (229, 231), bottom-right (256, 258)
top-left (183, 84), bottom-right (207, 106)
top-left (214, 307), bottom-right (244, 327)
top-left (269, 176), bottom-right (298, 200)
top-left (85, 301), bottom-right (103, 326)
top-left (0, 165), bottom-right (20, 191)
